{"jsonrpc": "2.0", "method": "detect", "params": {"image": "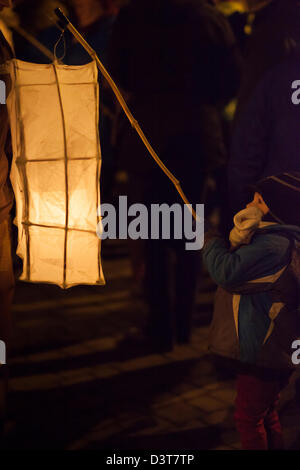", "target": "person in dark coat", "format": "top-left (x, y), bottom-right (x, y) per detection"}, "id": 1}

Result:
top-left (214, 0), bottom-right (250, 56)
top-left (12, 0), bottom-right (120, 202)
top-left (229, 0), bottom-right (300, 215)
top-left (0, 0), bottom-right (15, 434)
top-left (108, 0), bottom-right (242, 350)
